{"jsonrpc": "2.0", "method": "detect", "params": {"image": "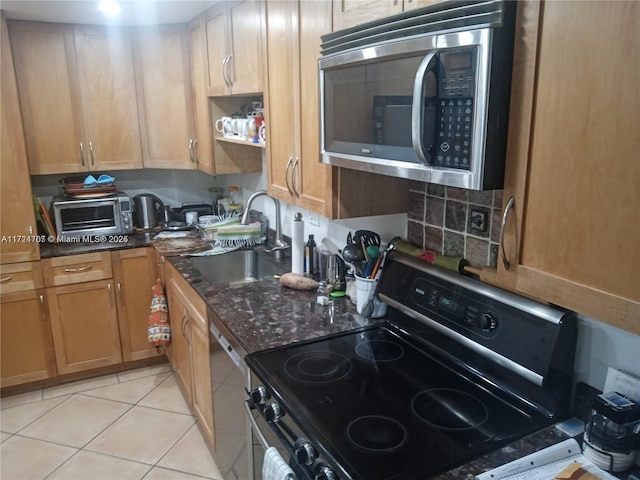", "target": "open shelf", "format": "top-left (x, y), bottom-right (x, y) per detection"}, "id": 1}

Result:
top-left (215, 136), bottom-right (265, 148)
